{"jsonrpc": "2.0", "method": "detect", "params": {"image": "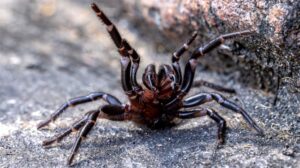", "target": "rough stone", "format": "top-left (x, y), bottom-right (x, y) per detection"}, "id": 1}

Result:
top-left (0, 0), bottom-right (299, 167)
top-left (121, 0), bottom-right (300, 92)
